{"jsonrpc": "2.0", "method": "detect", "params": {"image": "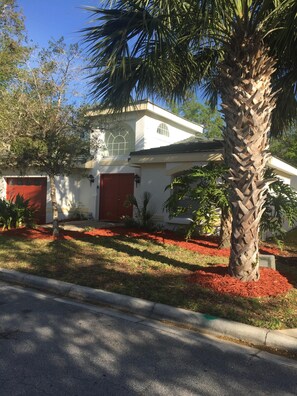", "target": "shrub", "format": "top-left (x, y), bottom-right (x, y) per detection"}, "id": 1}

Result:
top-left (123, 192), bottom-right (155, 230)
top-left (261, 169), bottom-right (297, 240)
top-left (0, 194), bottom-right (36, 230)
